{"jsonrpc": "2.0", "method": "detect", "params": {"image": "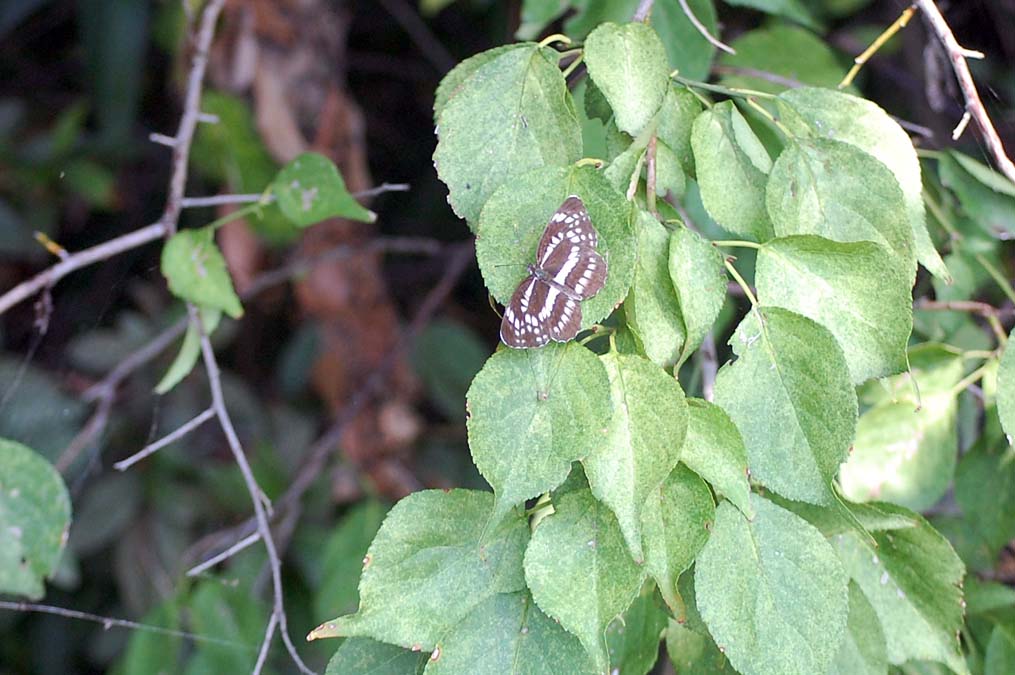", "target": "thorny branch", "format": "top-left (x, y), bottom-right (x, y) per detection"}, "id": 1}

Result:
top-left (915, 0), bottom-right (1015, 183)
